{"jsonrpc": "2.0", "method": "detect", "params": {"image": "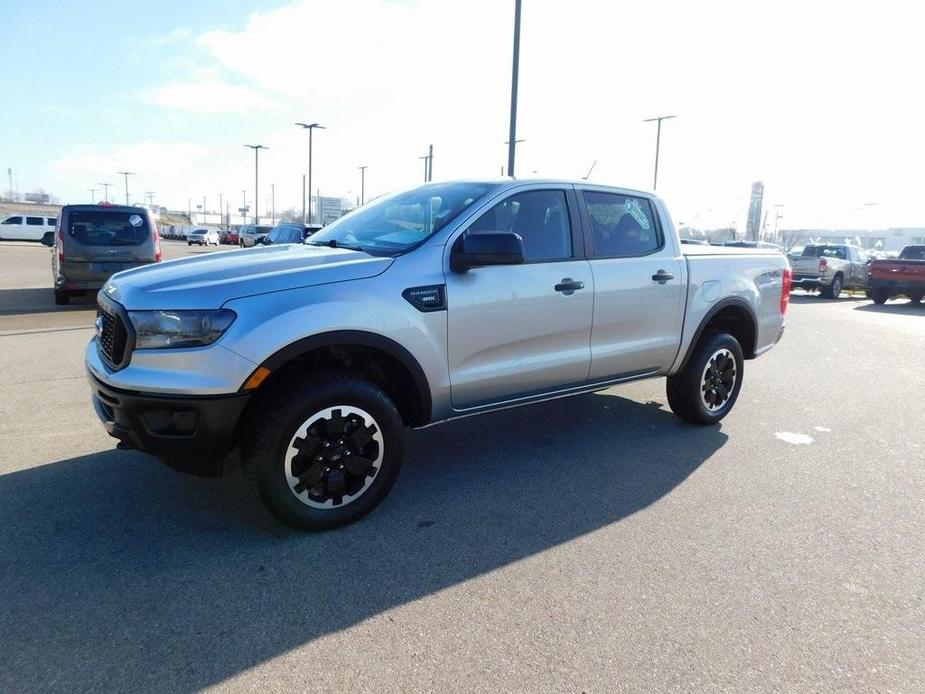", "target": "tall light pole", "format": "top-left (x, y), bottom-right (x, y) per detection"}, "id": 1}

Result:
top-left (419, 153), bottom-right (430, 182)
top-left (145, 191), bottom-right (155, 206)
top-left (202, 196), bottom-right (207, 225)
top-left (243, 144), bottom-right (267, 225)
top-left (87, 188), bottom-right (97, 203)
top-left (218, 193), bottom-right (224, 228)
top-left (358, 166), bottom-right (367, 205)
top-left (241, 189), bottom-right (247, 225)
top-left (270, 183), bottom-right (276, 225)
top-left (507, 0), bottom-right (523, 178)
top-left (643, 115), bottom-right (676, 190)
top-left (116, 171), bottom-right (134, 205)
top-left (295, 122), bottom-right (325, 223)
top-left (98, 182), bottom-right (112, 203)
